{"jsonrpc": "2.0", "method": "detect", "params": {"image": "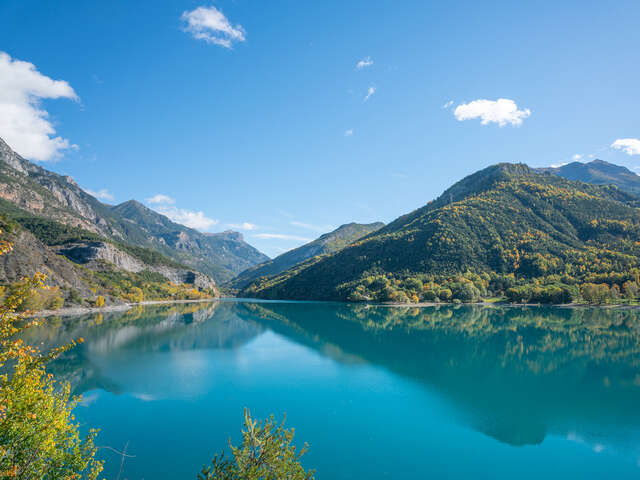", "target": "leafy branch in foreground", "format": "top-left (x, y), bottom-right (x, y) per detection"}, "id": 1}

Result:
top-left (199, 409), bottom-right (314, 480)
top-left (0, 231), bottom-right (103, 480)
